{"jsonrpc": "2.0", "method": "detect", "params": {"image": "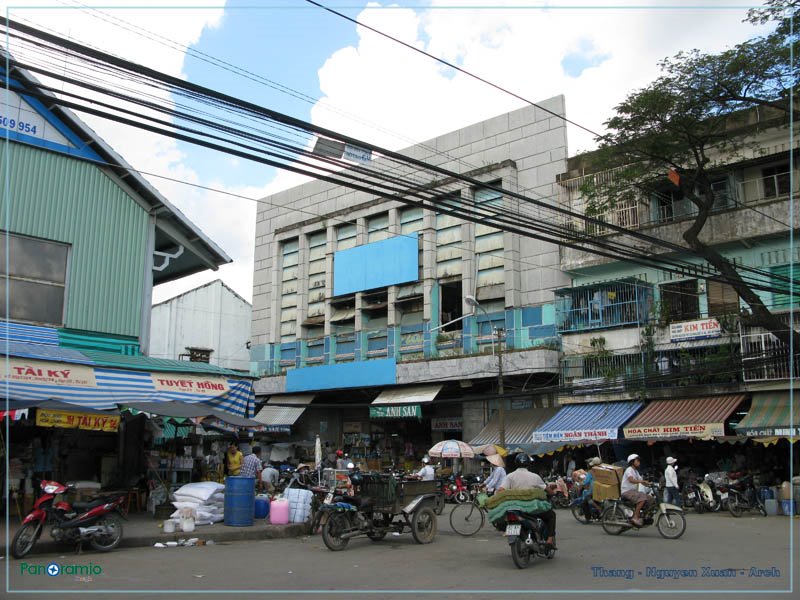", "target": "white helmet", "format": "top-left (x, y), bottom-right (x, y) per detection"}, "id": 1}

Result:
top-left (627, 454), bottom-right (640, 464)
top-left (422, 456), bottom-right (430, 464)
